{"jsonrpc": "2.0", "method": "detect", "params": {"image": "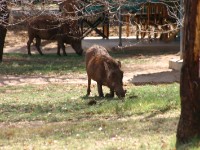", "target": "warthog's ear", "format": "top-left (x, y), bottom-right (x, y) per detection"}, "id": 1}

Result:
top-left (117, 61), bottom-right (121, 68)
